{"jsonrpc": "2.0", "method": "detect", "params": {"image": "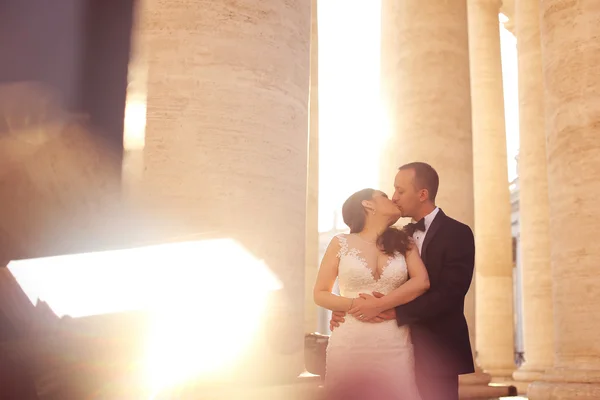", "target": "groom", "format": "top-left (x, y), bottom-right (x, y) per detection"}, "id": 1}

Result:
top-left (329, 162), bottom-right (475, 400)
